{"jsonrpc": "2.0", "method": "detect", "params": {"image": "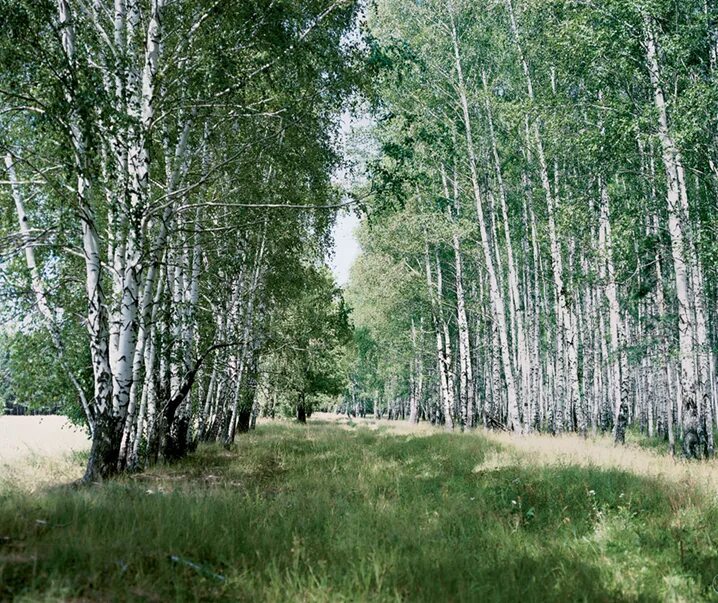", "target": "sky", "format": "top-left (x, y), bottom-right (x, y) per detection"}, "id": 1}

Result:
top-left (329, 211), bottom-right (361, 286)
top-left (326, 105), bottom-right (374, 287)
